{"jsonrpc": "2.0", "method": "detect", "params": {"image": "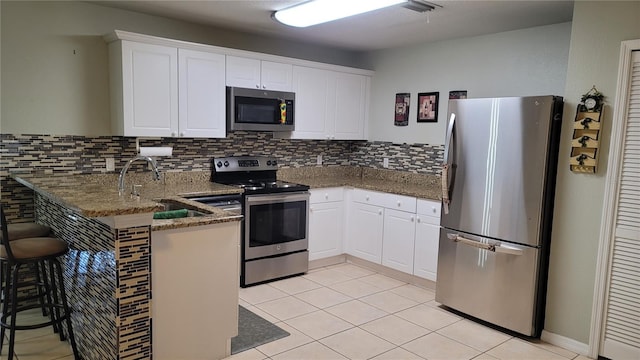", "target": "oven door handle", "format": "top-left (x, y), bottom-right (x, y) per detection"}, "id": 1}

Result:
top-left (245, 192), bottom-right (310, 204)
